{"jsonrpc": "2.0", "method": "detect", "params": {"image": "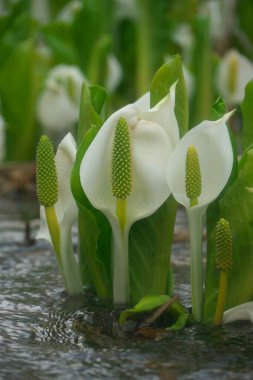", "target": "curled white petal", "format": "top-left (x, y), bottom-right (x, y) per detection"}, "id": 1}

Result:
top-left (37, 133), bottom-right (78, 243)
top-left (166, 112), bottom-right (234, 209)
top-left (223, 302), bottom-right (253, 324)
